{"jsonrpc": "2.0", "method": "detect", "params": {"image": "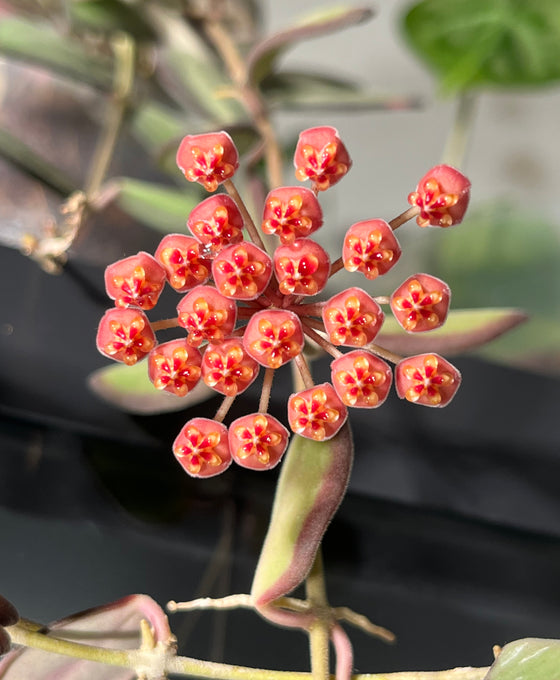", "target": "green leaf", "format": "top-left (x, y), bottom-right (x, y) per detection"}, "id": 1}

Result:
top-left (130, 101), bottom-right (186, 175)
top-left (69, 0), bottom-right (157, 41)
top-left (251, 425), bottom-right (353, 606)
top-left (88, 361), bottom-right (215, 414)
top-left (261, 71), bottom-right (421, 111)
top-left (247, 6), bottom-right (374, 84)
top-left (159, 48), bottom-right (244, 125)
top-left (378, 307), bottom-right (528, 357)
top-left (402, 0), bottom-right (560, 93)
top-left (113, 177), bottom-right (202, 233)
top-left (486, 638), bottom-right (560, 680)
top-left (0, 17), bottom-right (113, 90)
